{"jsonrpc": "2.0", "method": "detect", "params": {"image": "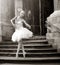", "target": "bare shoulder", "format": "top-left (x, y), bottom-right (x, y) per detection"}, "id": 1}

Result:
top-left (22, 19), bottom-right (26, 23)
